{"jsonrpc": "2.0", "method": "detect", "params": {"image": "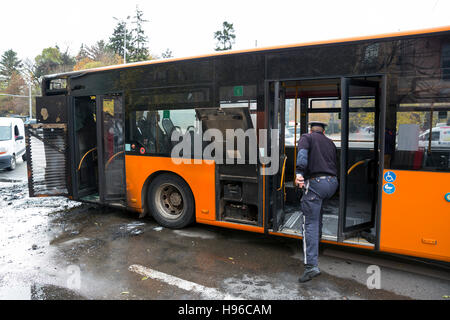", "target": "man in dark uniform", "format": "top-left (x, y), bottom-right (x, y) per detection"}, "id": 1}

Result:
top-left (295, 121), bottom-right (339, 283)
